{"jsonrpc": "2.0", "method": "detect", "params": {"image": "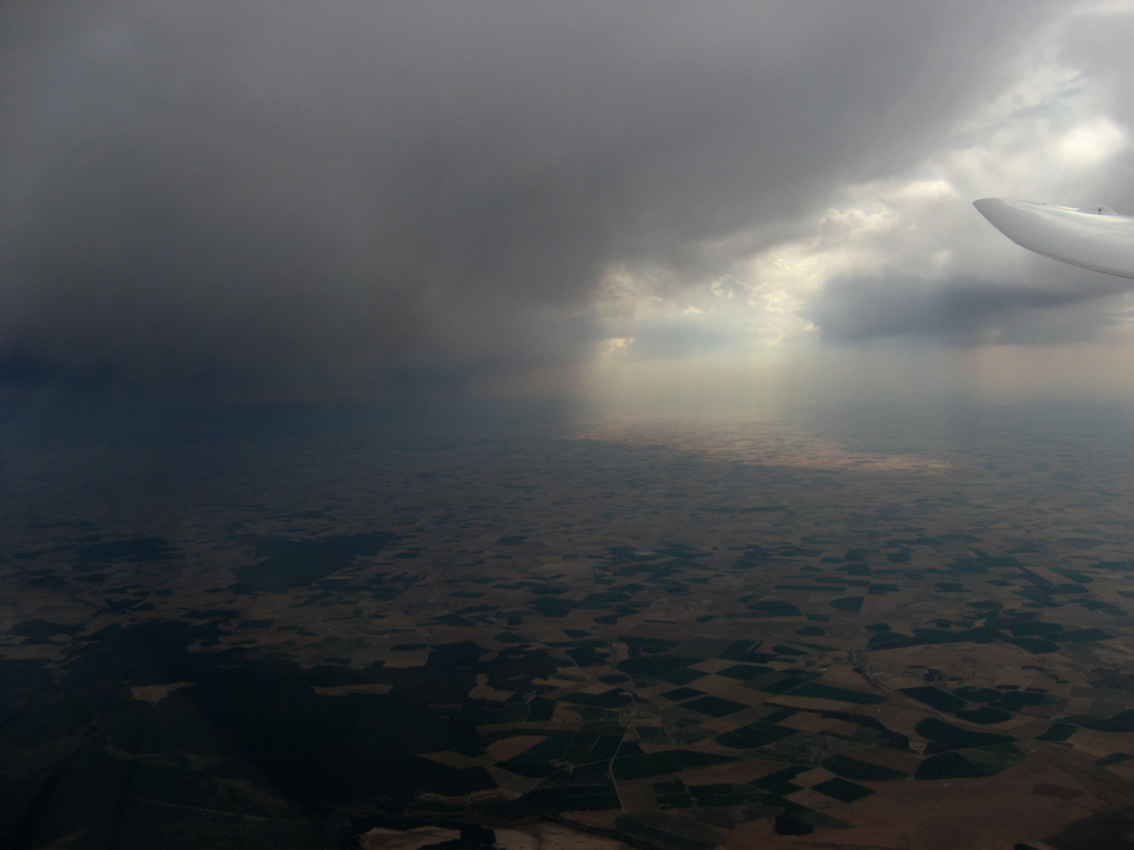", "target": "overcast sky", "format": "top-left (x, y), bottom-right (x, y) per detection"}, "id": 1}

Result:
top-left (5, 1), bottom-right (1134, 410)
